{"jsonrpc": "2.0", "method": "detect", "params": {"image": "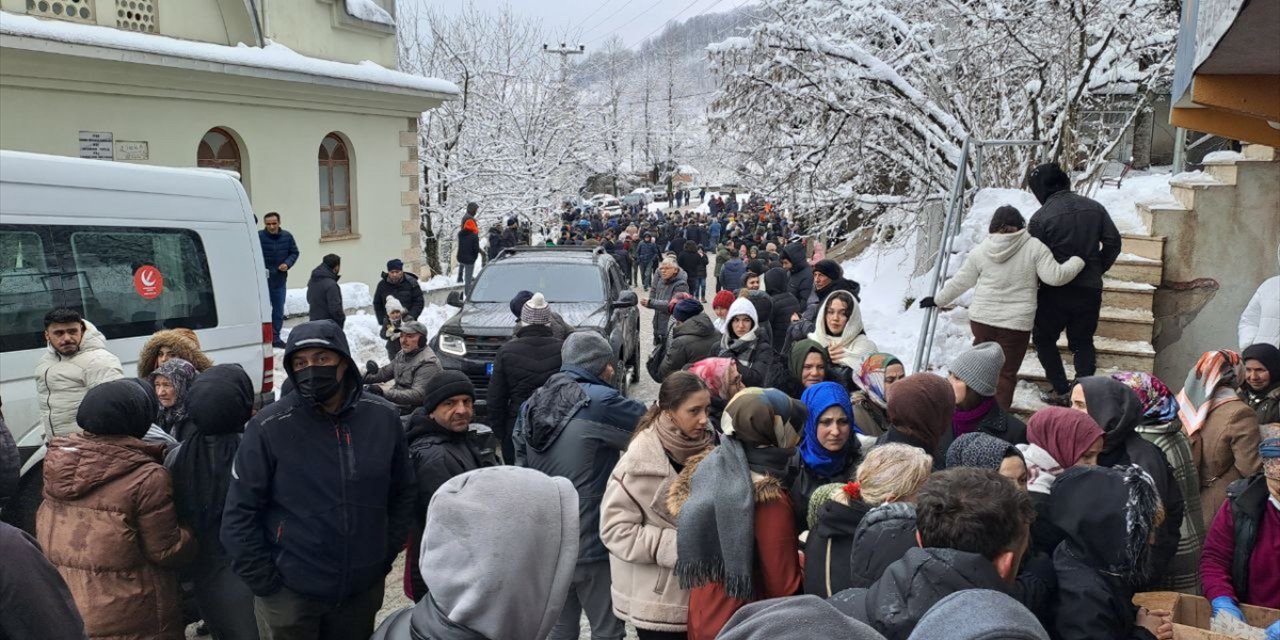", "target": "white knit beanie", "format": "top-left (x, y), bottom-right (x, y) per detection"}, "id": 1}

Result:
top-left (386, 296), bottom-right (405, 314)
top-left (521, 292), bottom-right (552, 326)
